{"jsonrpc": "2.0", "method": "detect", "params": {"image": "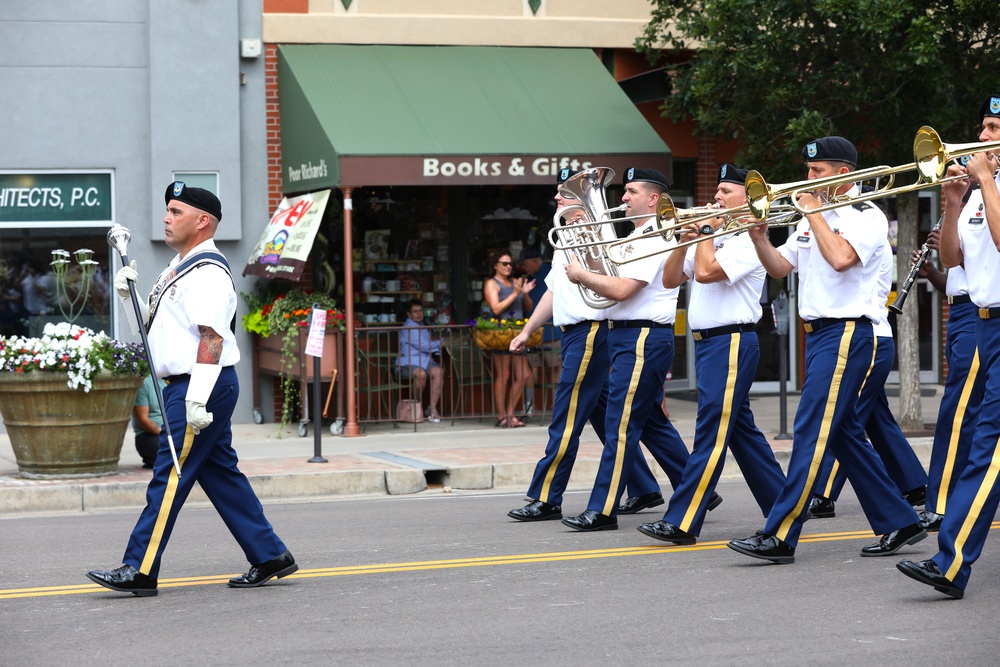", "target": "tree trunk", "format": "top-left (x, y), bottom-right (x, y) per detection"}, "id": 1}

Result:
top-left (895, 191), bottom-right (922, 431)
